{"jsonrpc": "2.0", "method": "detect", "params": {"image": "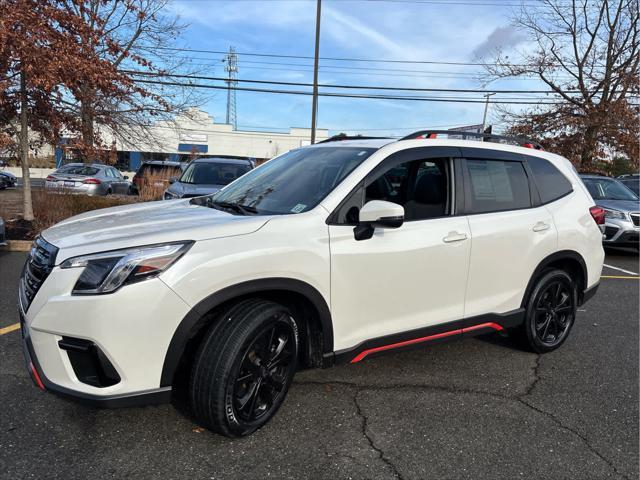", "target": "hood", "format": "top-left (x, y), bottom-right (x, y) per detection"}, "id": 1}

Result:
top-left (168, 181), bottom-right (224, 197)
top-left (595, 199), bottom-right (640, 213)
top-left (41, 199), bottom-right (270, 260)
